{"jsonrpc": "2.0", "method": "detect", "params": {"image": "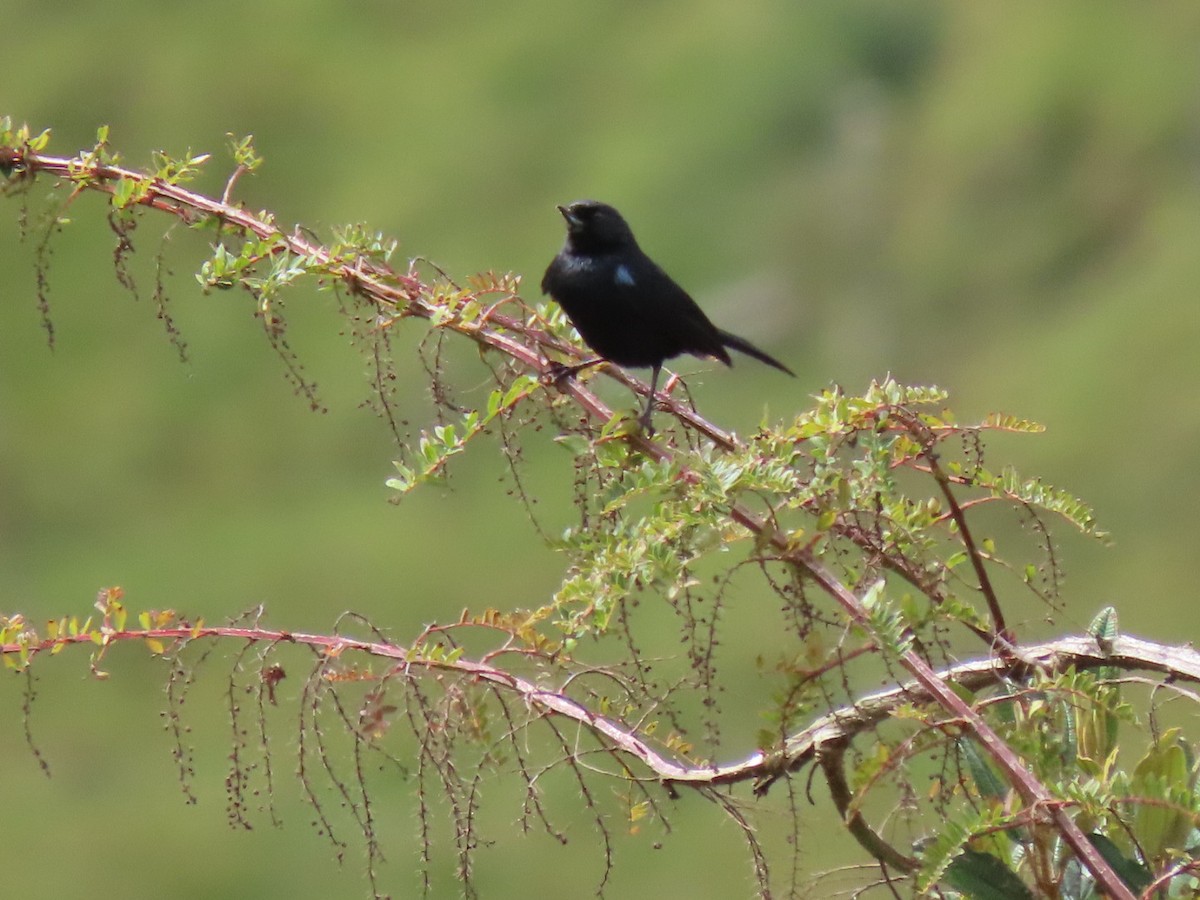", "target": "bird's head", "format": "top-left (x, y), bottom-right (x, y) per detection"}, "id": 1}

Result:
top-left (556, 200), bottom-right (637, 251)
